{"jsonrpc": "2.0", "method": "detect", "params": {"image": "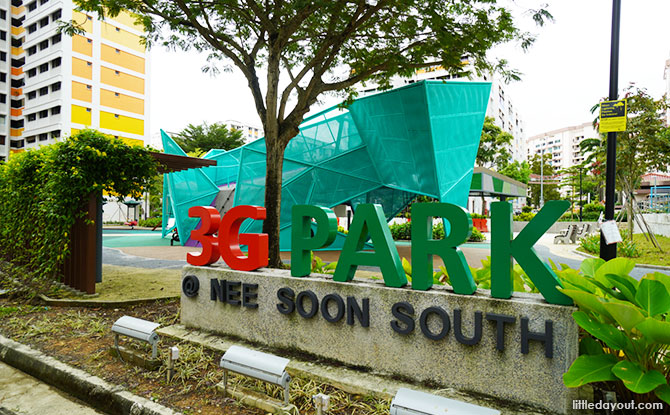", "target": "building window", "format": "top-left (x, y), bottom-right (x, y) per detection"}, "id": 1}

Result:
top-left (39, 86), bottom-right (48, 96)
top-left (114, 114), bottom-right (119, 118)
top-left (38, 109), bottom-right (48, 118)
top-left (50, 106), bottom-right (60, 115)
top-left (51, 9), bottom-right (61, 20)
top-left (114, 92), bottom-right (119, 97)
top-left (51, 130), bottom-right (60, 138)
top-left (39, 63), bottom-right (48, 73)
top-left (39, 0), bottom-right (48, 5)
top-left (28, 24), bottom-right (37, 33)
top-left (39, 133), bottom-right (48, 141)
top-left (39, 17), bottom-right (48, 28)
top-left (0, 31), bottom-right (6, 41)
top-left (87, 38), bottom-right (92, 43)
top-left (27, 113), bottom-right (36, 122)
top-left (86, 85), bottom-right (92, 90)
top-left (114, 70), bottom-right (120, 75)
top-left (0, 94), bottom-right (5, 103)
top-left (0, 9), bottom-right (6, 19)
top-left (51, 33), bottom-right (61, 45)
top-left (10, 140), bottom-right (24, 149)
top-left (0, 52), bottom-right (6, 62)
top-left (51, 82), bottom-right (61, 91)
top-left (26, 136), bottom-right (36, 143)
top-left (0, 73), bottom-right (4, 83)
top-left (27, 46), bottom-right (37, 56)
top-left (39, 39), bottom-right (49, 50)
top-left (86, 108), bottom-right (91, 112)
top-left (115, 48), bottom-right (120, 53)
top-left (27, 1), bottom-right (37, 11)
top-left (27, 91), bottom-right (36, 100)
top-left (27, 68), bottom-right (36, 78)
top-left (115, 27), bottom-right (120, 32)
top-left (86, 61), bottom-right (92, 66)
top-left (51, 57), bottom-right (61, 68)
